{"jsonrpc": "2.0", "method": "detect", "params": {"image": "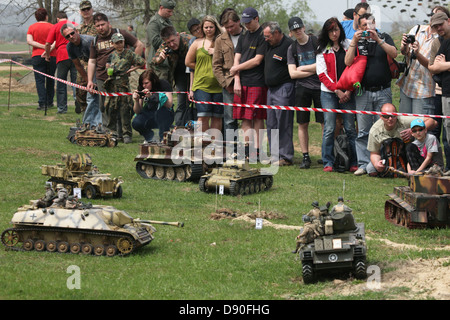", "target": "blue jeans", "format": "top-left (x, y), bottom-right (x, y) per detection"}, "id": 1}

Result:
top-left (194, 89), bottom-right (223, 118)
top-left (82, 75), bottom-right (102, 127)
top-left (399, 89), bottom-right (435, 115)
top-left (32, 56), bottom-right (56, 107)
top-left (320, 91), bottom-right (357, 168)
top-left (132, 106), bottom-right (174, 141)
top-left (354, 87), bottom-right (392, 169)
top-left (56, 59), bottom-right (77, 113)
